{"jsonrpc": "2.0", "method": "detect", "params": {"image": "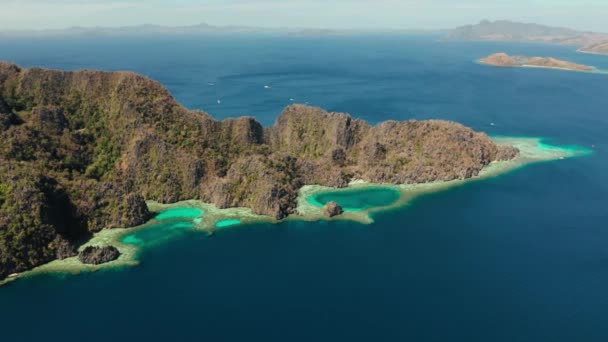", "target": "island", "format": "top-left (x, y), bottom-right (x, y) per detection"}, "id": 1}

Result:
top-left (447, 20), bottom-right (608, 56)
top-left (478, 53), bottom-right (595, 72)
top-left (0, 62), bottom-right (591, 284)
